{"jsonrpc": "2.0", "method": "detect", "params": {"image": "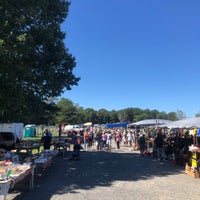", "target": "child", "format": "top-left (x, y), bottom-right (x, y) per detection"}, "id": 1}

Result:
top-left (70, 140), bottom-right (81, 161)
